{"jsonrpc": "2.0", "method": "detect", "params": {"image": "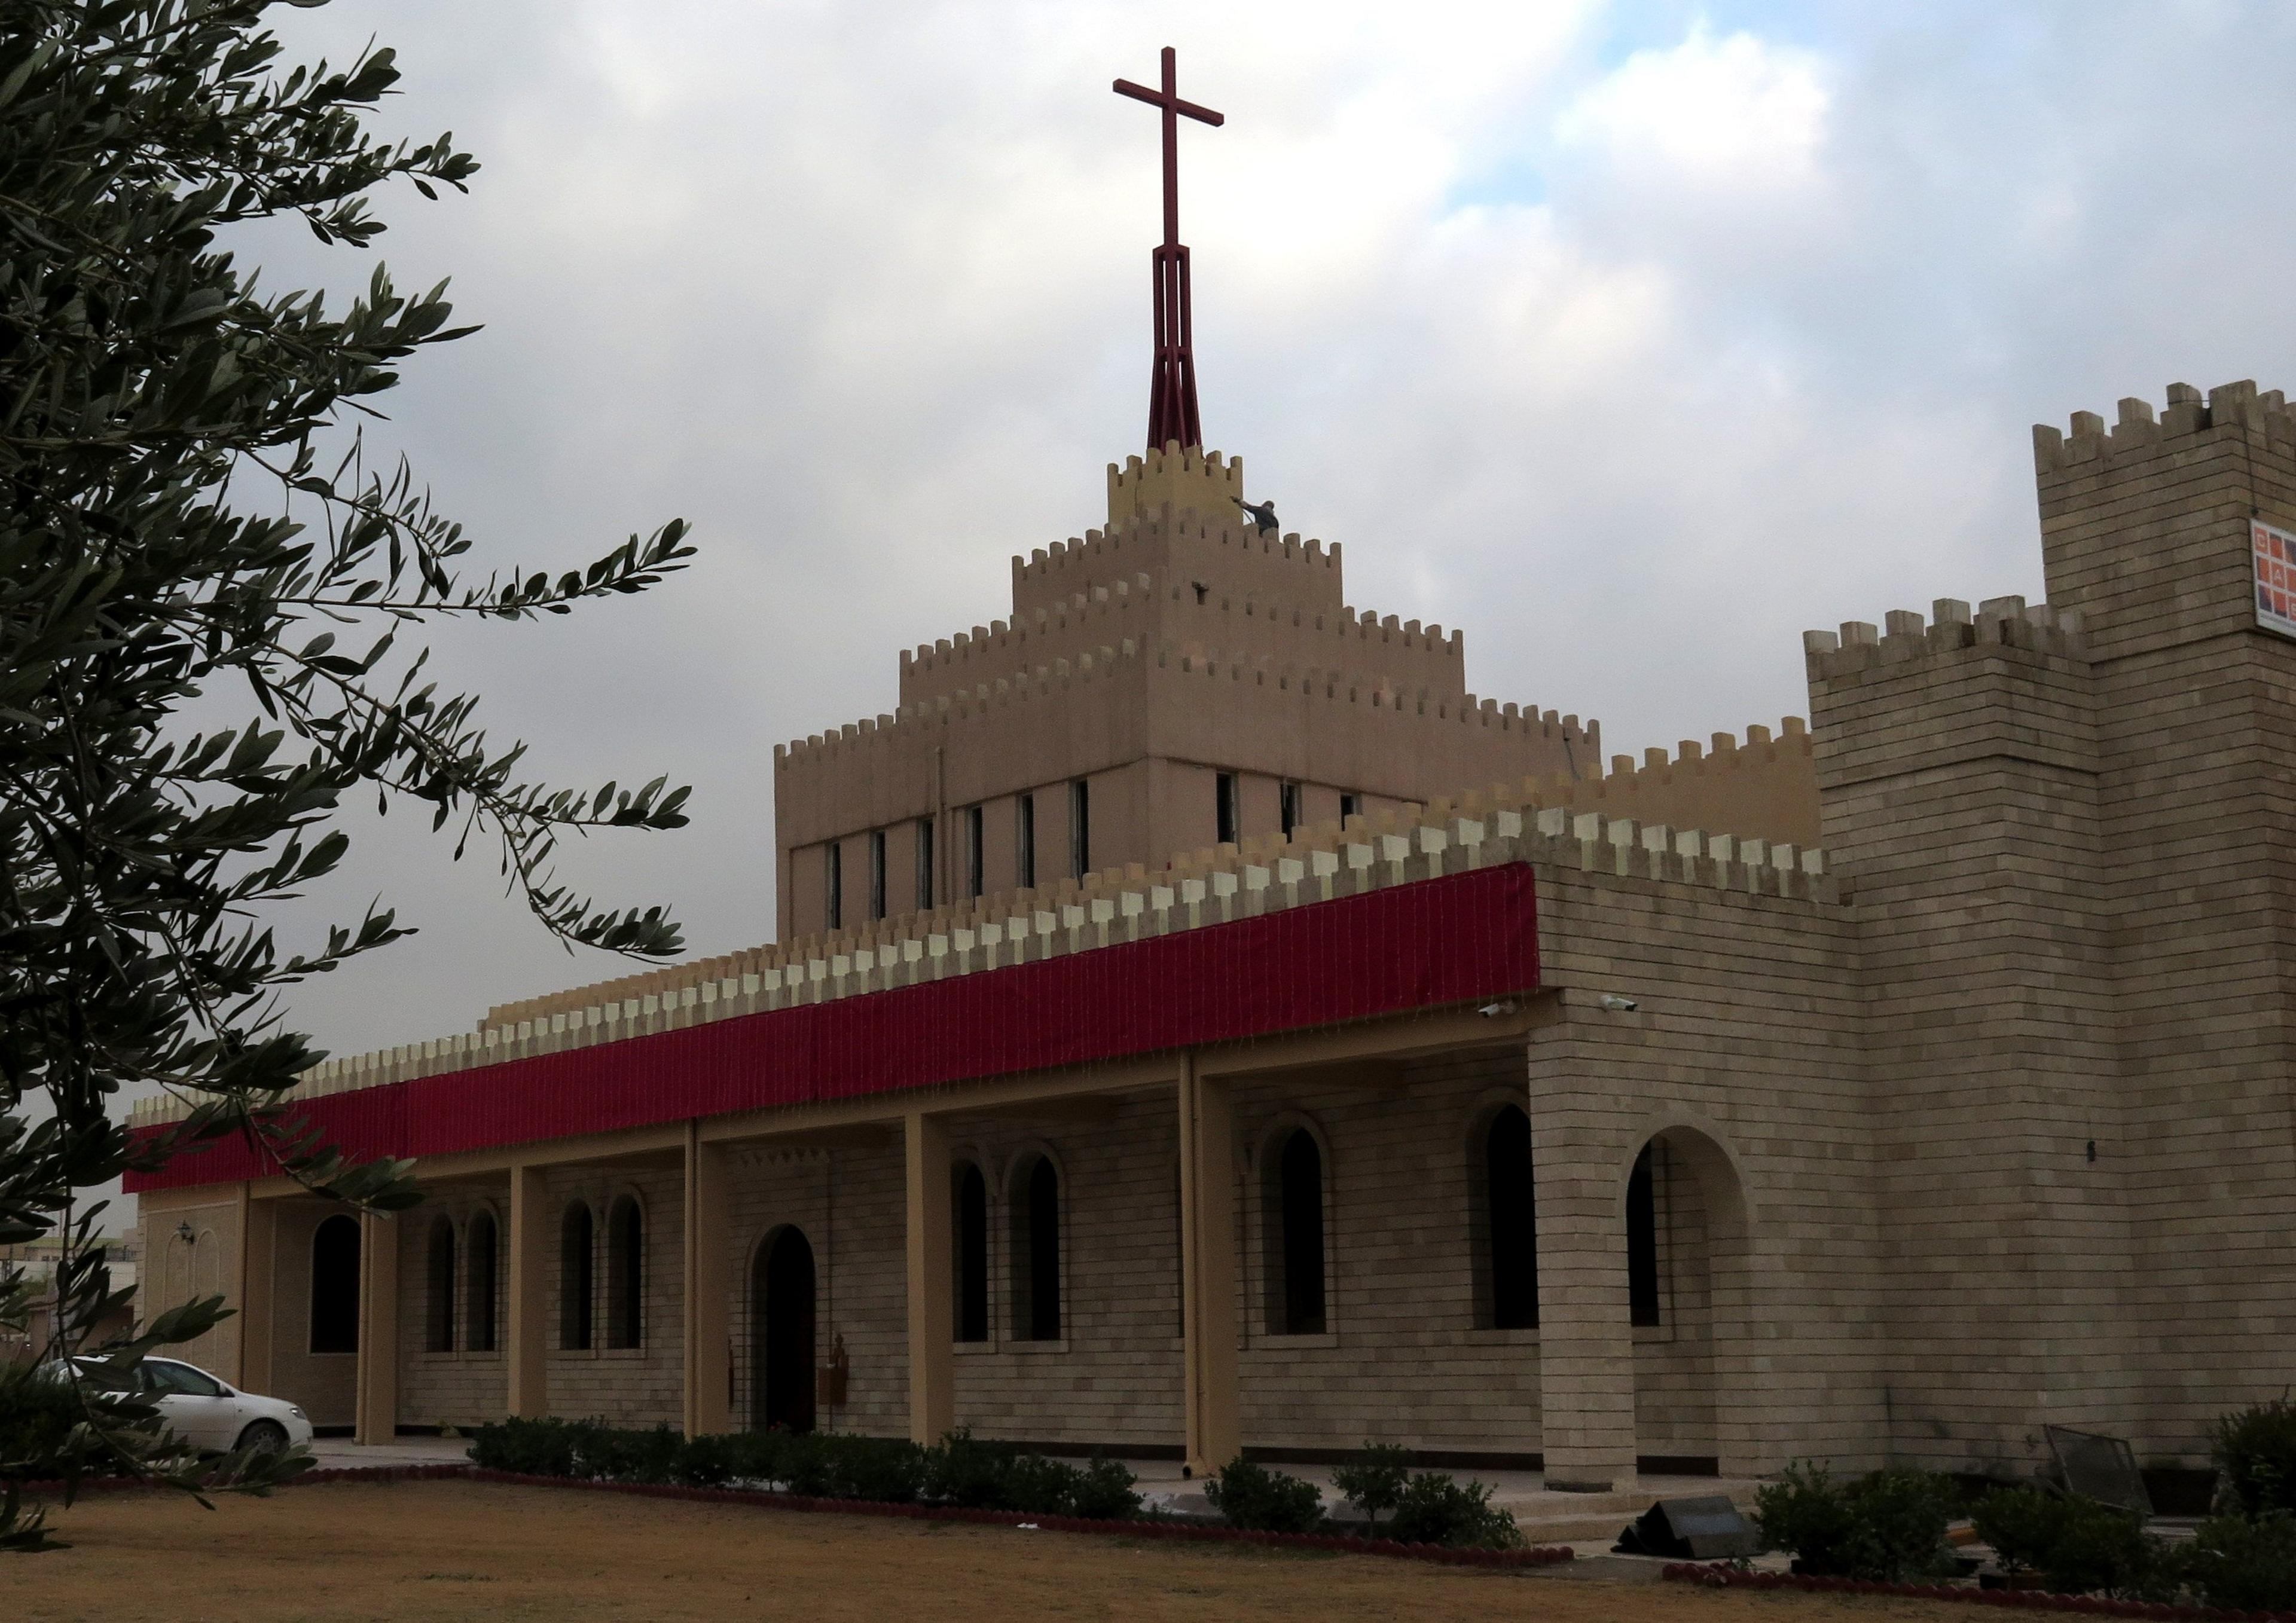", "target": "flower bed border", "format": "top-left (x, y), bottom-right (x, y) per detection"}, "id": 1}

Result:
top-left (14, 1461), bottom-right (1574, 1570)
top-left (1662, 1561), bottom-right (2296, 1621)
